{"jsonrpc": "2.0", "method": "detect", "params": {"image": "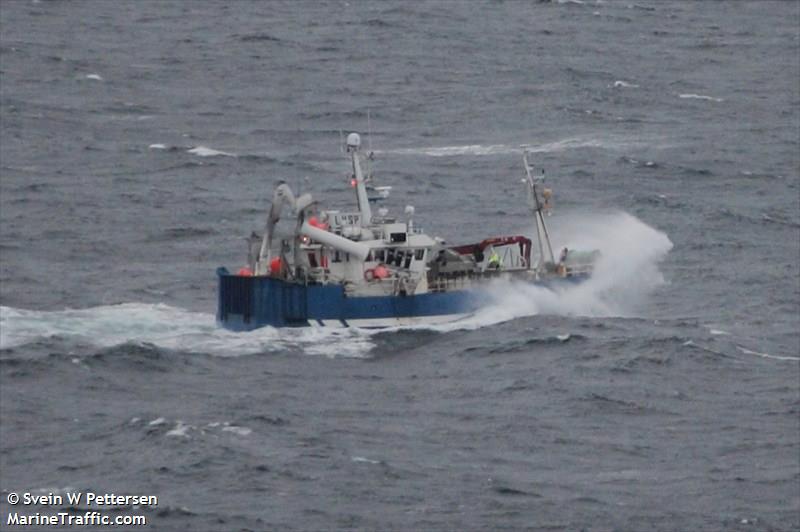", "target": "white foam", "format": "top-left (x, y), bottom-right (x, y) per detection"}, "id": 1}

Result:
top-left (165, 421), bottom-right (191, 437)
top-left (709, 328), bottom-right (730, 336)
top-left (85, 74), bottom-right (103, 81)
top-left (143, 418), bottom-right (256, 438)
top-left (678, 93), bottom-right (724, 102)
top-left (736, 346), bottom-right (799, 362)
top-left (0, 302), bottom-right (375, 358)
top-left (352, 456), bottom-right (380, 464)
top-left (148, 143), bottom-right (167, 150)
top-left (221, 425), bottom-right (252, 436)
top-left (379, 134), bottom-right (651, 158)
top-left (187, 146), bottom-right (236, 157)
